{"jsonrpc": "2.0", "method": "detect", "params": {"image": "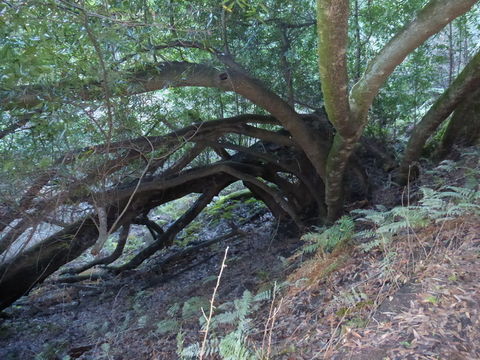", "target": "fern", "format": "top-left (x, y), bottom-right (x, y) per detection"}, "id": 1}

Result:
top-left (301, 216), bottom-right (354, 255)
top-left (177, 283), bottom-right (283, 360)
top-left (208, 290), bottom-right (253, 329)
top-left (179, 290), bottom-right (259, 360)
top-left (219, 331), bottom-right (257, 360)
top-left (156, 319), bottom-right (179, 335)
top-left (354, 184), bottom-right (479, 252)
top-left (429, 159), bottom-right (457, 173)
